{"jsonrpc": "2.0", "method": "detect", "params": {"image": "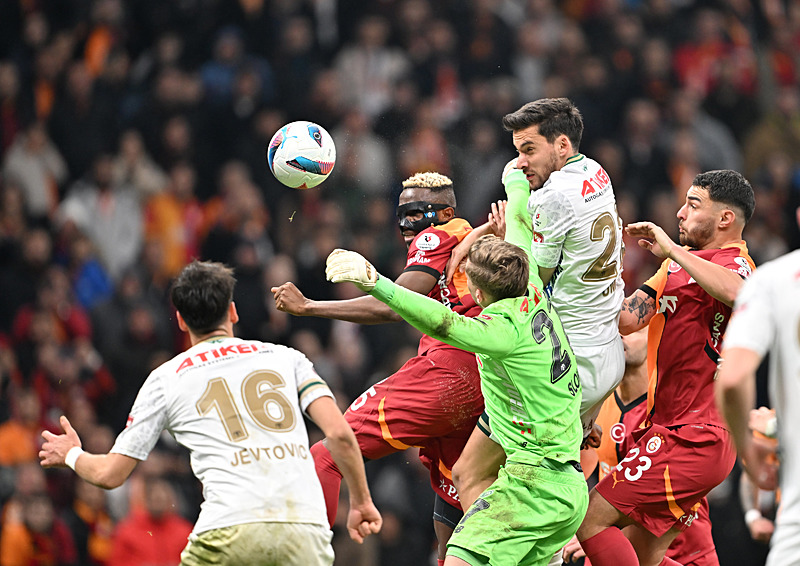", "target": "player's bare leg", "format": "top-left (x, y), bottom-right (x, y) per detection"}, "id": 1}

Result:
top-left (444, 557), bottom-right (470, 566)
top-left (434, 519), bottom-right (454, 564)
top-left (623, 523), bottom-right (682, 566)
top-left (451, 423), bottom-right (505, 511)
top-left (578, 489), bottom-right (682, 566)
